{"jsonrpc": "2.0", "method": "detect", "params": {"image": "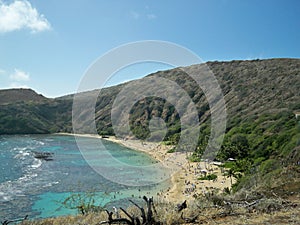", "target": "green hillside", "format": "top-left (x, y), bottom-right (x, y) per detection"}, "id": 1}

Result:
top-left (0, 90), bottom-right (72, 134)
top-left (0, 58), bottom-right (299, 194)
